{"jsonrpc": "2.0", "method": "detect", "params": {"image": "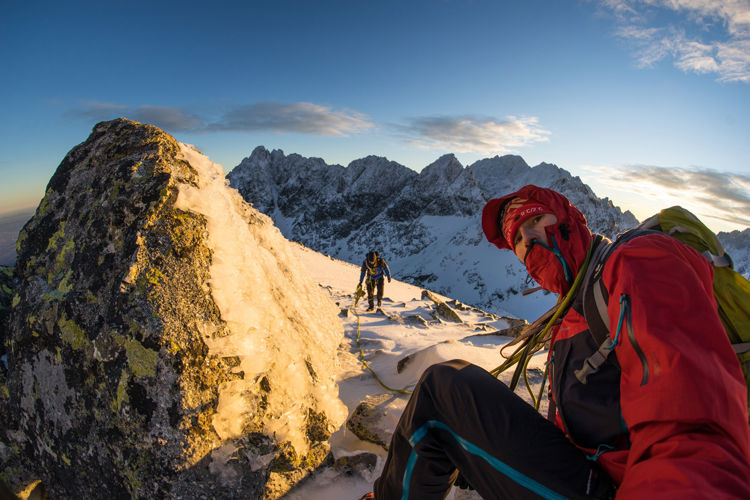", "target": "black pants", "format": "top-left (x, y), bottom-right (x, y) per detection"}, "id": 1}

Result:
top-left (366, 278), bottom-right (384, 308)
top-left (374, 360), bottom-right (615, 500)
